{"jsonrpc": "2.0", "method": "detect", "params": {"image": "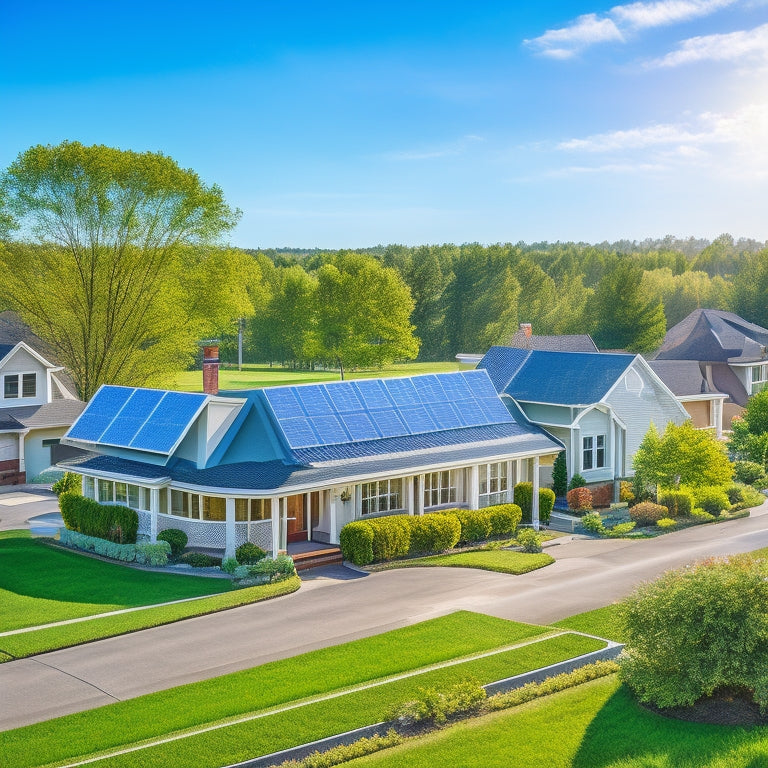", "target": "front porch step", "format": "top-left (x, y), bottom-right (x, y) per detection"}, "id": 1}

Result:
top-left (292, 547), bottom-right (343, 571)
